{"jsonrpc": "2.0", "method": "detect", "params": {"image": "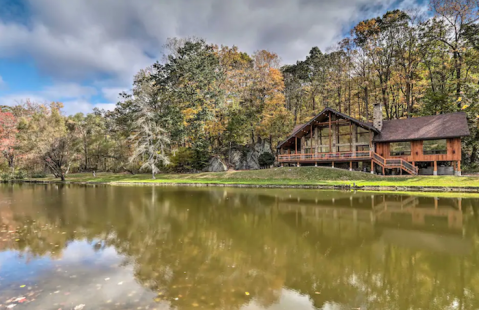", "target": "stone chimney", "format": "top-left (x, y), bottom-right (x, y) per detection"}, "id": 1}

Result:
top-left (373, 103), bottom-right (383, 131)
